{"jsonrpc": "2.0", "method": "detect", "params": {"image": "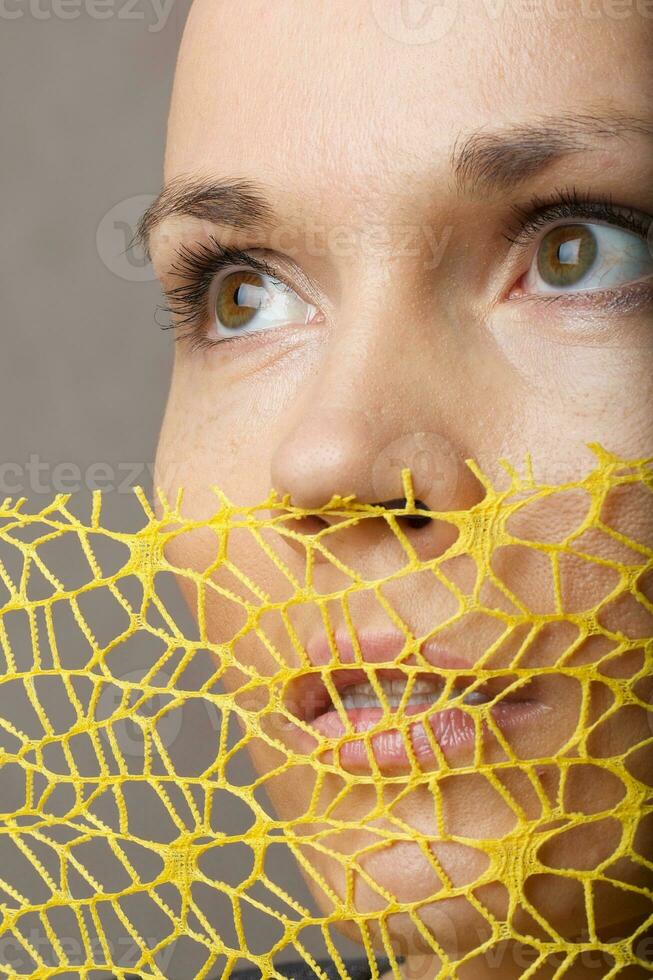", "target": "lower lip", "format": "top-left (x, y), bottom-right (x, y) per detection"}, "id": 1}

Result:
top-left (301, 699), bottom-right (546, 773)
